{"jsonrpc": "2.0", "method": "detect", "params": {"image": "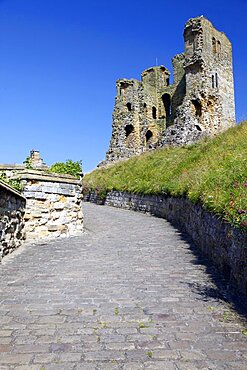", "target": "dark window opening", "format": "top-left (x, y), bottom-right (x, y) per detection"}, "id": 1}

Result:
top-left (195, 125), bottom-right (202, 131)
top-left (192, 99), bottom-right (202, 117)
top-left (215, 73), bottom-right (218, 88)
top-left (212, 73), bottom-right (218, 89)
top-left (125, 124), bottom-right (134, 138)
top-left (152, 106), bottom-right (157, 119)
top-left (143, 103), bottom-right (147, 115)
top-left (212, 37), bottom-right (216, 54)
top-left (217, 40), bottom-right (221, 55)
top-left (166, 78), bottom-right (170, 86)
top-left (145, 130), bottom-right (153, 143)
top-left (162, 94), bottom-right (171, 117)
top-left (126, 103), bottom-right (132, 111)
